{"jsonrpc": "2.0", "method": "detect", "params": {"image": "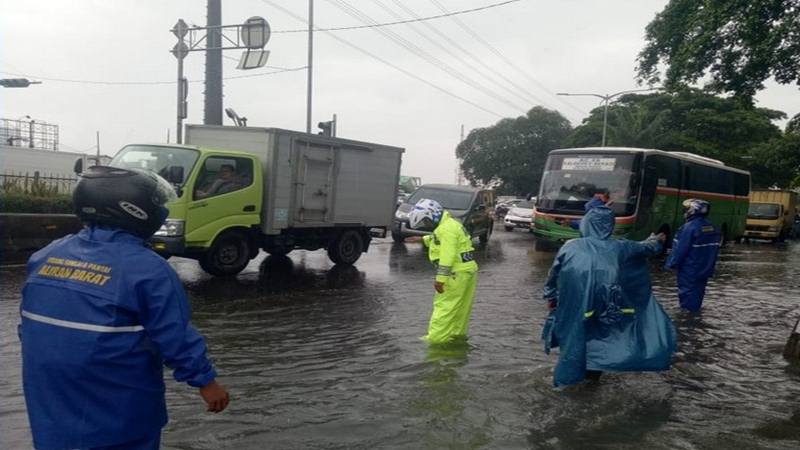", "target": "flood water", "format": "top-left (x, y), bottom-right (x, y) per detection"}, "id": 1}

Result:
top-left (3, 227), bottom-right (800, 449)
